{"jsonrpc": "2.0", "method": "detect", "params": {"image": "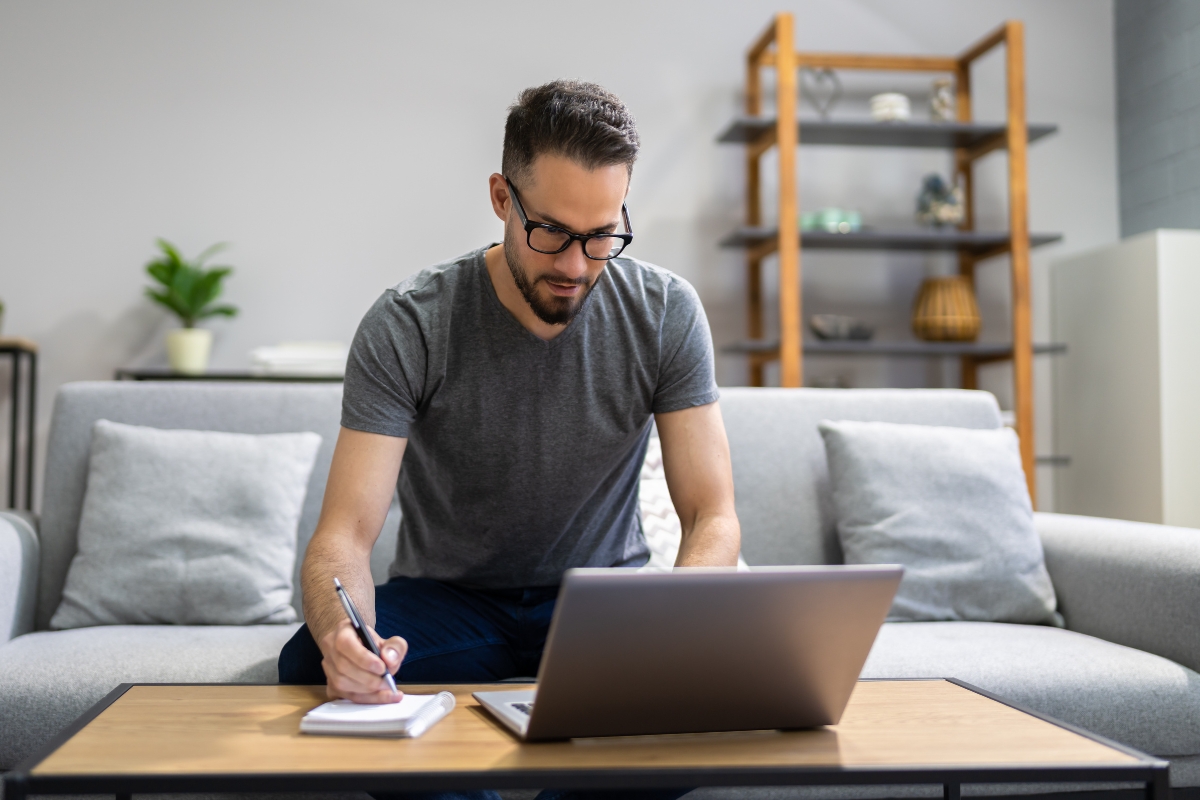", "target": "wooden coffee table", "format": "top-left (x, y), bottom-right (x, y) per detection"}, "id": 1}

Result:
top-left (3, 680), bottom-right (1168, 800)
